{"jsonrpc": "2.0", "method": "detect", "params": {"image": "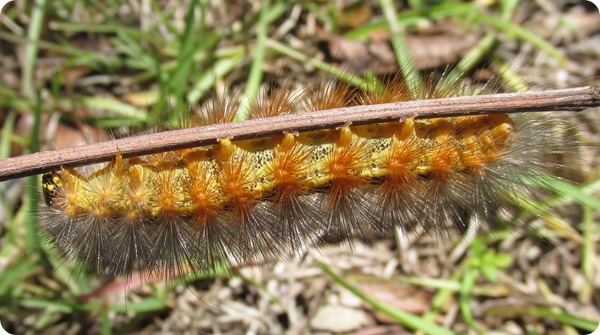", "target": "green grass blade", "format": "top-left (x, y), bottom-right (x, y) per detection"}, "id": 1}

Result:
top-left (537, 174), bottom-right (600, 211)
top-left (237, 0), bottom-right (272, 121)
top-left (379, 0), bottom-right (421, 90)
top-left (22, 0), bottom-right (47, 98)
top-left (317, 260), bottom-right (456, 335)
